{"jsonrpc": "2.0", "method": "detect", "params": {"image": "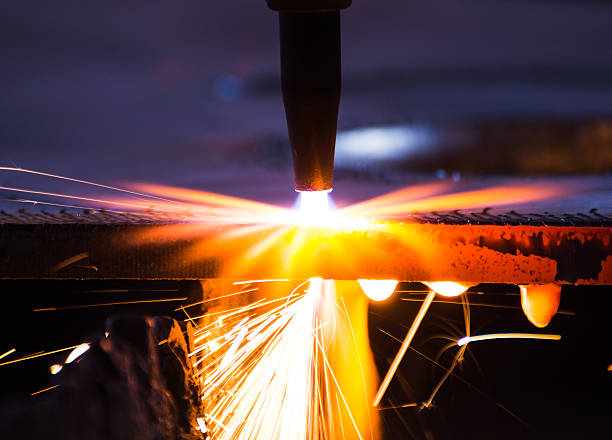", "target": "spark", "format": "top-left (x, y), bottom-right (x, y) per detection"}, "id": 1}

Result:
top-left (0, 167), bottom-right (186, 204)
top-left (423, 345), bottom-right (467, 408)
top-left (190, 279), bottom-right (373, 440)
top-left (51, 252), bottom-right (88, 273)
top-left (377, 327), bottom-right (528, 425)
top-left (457, 333), bottom-right (562, 347)
top-left (377, 402), bottom-right (418, 410)
top-left (176, 288), bottom-right (258, 311)
top-left (50, 364), bottom-right (63, 375)
top-left (30, 384), bottom-right (60, 396)
top-left (33, 297), bottom-right (187, 311)
top-left (0, 185), bottom-right (188, 214)
top-left (373, 290), bottom-right (436, 407)
top-left (0, 348), bottom-right (16, 361)
top-left (233, 279), bottom-right (290, 285)
top-left (65, 343), bottom-right (90, 364)
top-left (0, 344), bottom-right (86, 367)
top-left (399, 297), bottom-right (576, 315)
top-left (196, 417), bottom-right (209, 433)
top-left (358, 279), bottom-right (398, 302)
